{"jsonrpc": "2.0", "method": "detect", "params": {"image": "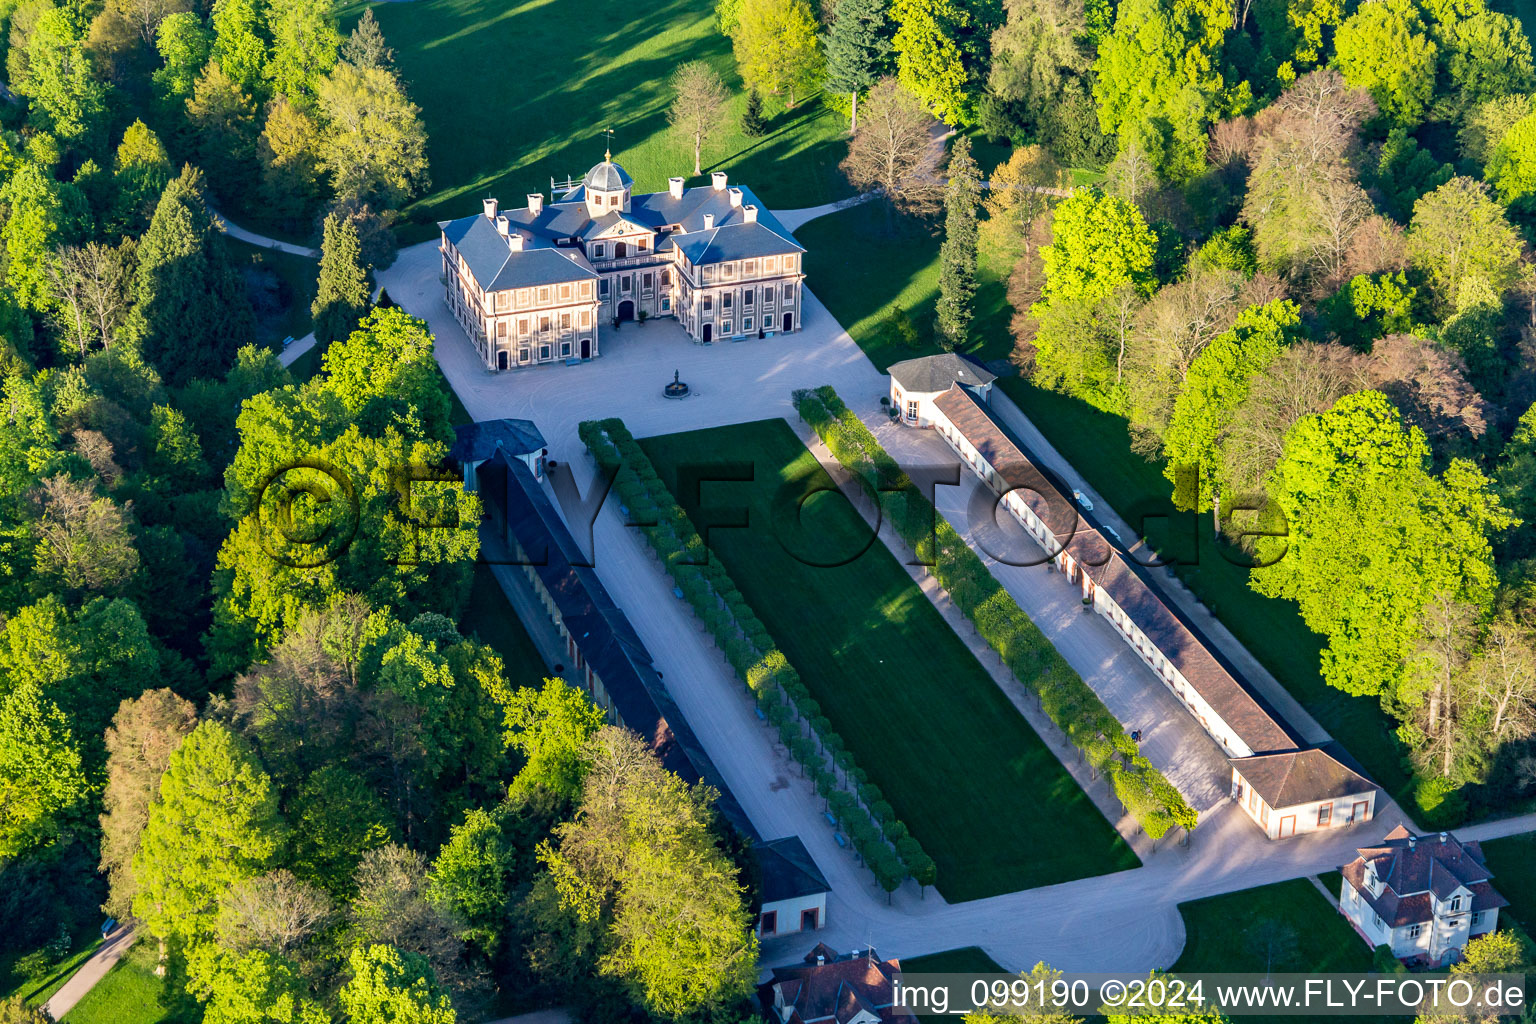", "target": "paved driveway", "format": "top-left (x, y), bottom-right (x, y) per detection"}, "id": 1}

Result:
top-left (376, 241), bottom-right (1536, 976)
